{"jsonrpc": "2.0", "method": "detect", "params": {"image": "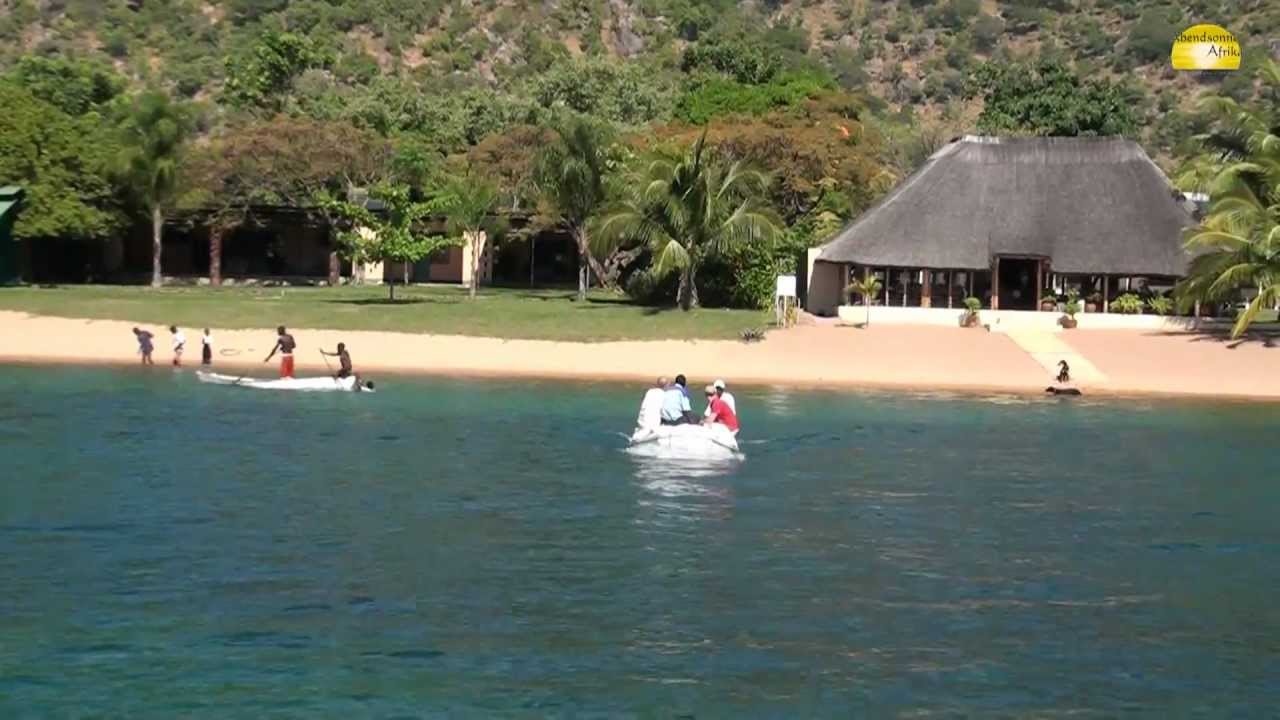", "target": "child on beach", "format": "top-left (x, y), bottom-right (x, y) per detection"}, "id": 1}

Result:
top-left (132, 327), bottom-right (154, 365)
top-left (170, 326), bottom-right (185, 367)
top-left (201, 329), bottom-right (213, 366)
